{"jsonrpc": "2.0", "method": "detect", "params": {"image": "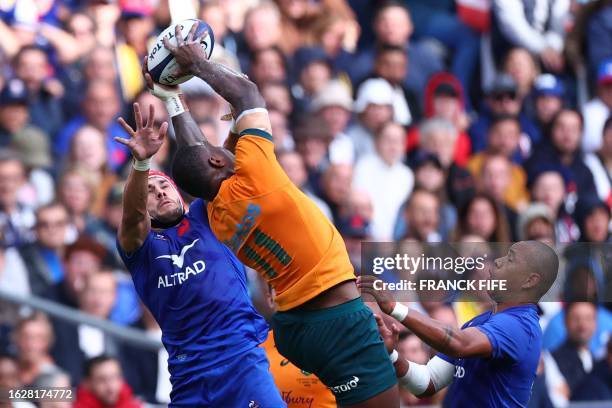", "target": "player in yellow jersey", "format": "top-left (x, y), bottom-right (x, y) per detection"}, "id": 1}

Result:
top-left (147, 24), bottom-right (399, 407)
